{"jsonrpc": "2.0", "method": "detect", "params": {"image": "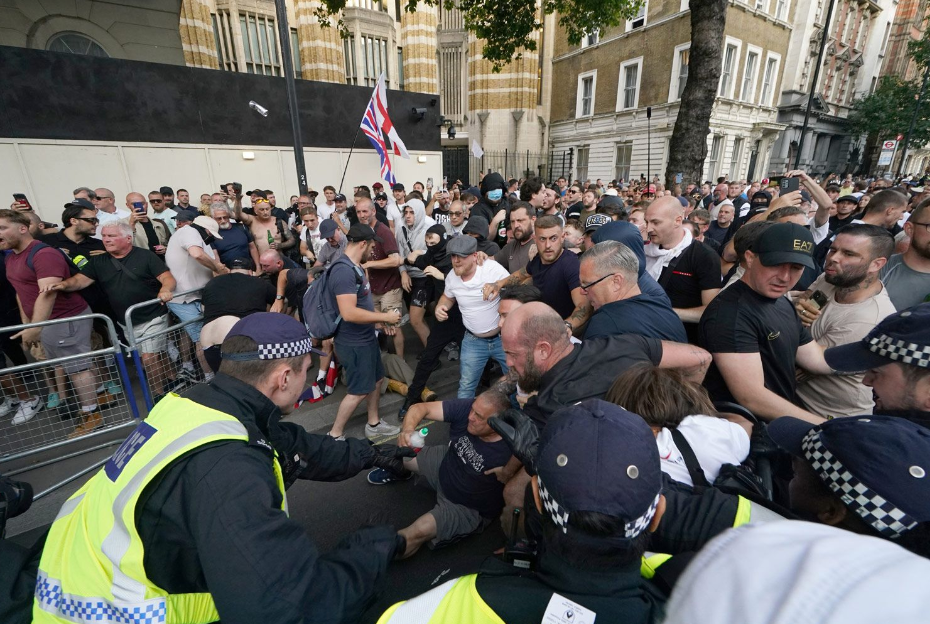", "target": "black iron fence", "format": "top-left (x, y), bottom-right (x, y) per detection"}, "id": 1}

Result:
top-left (442, 147), bottom-right (575, 188)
